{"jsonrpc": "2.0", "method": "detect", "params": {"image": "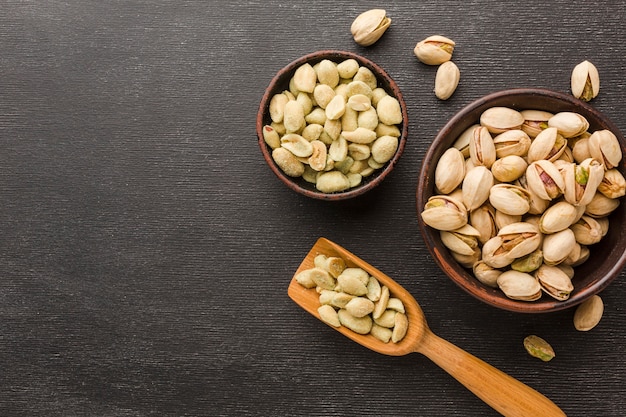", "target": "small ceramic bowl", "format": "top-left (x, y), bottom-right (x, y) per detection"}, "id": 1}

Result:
top-left (416, 88), bottom-right (626, 313)
top-left (257, 50), bottom-right (408, 200)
